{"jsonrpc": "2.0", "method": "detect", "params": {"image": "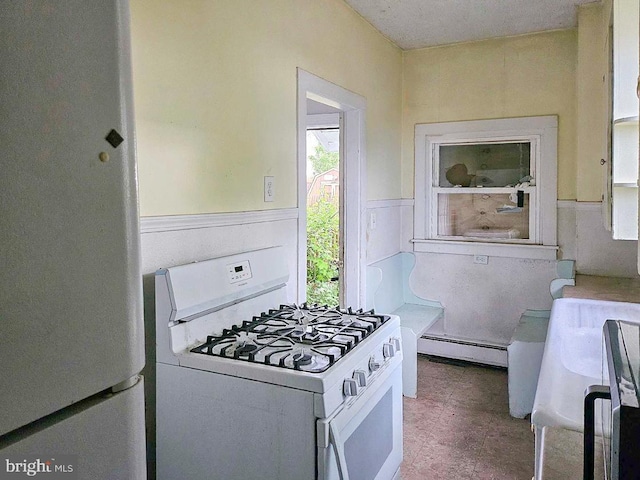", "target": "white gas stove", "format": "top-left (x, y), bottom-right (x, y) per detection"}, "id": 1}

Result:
top-left (155, 246), bottom-right (403, 480)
